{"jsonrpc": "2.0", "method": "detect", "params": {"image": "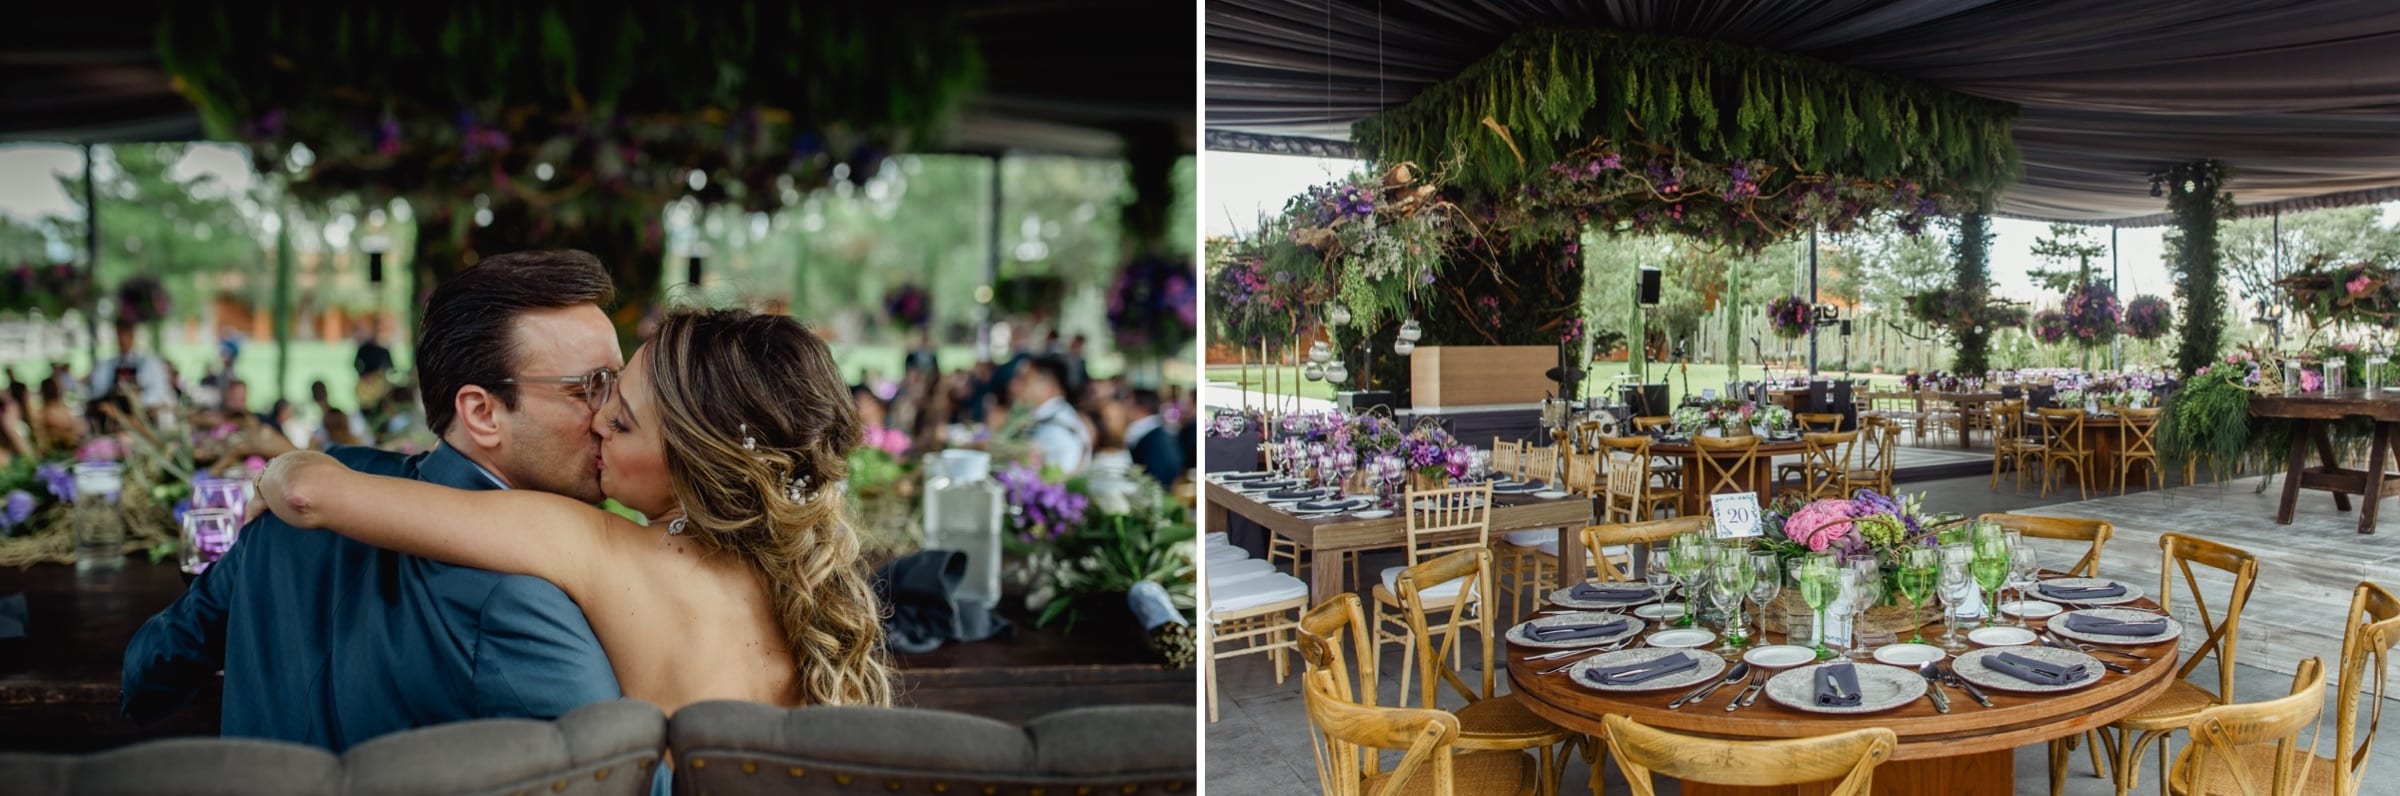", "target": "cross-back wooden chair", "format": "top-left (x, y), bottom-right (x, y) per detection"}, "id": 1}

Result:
top-left (1842, 417), bottom-right (1902, 498)
top-left (2036, 407), bottom-right (2095, 499)
top-left (1371, 483), bottom-right (1493, 707)
top-left (2278, 581), bottom-right (2400, 796)
top-left (1977, 513), bottom-right (2113, 577)
top-left (1300, 667), bottom-right (1537, 796)
top-left (2088, 532), bottom-right (2261, 796)
top-left (1632, 415), bottom-right (1673, 433)
top-left (2166, 657), bottom-right (2327, 796)
top-left (1296, 593), bottom-right (1382, 786)
top-left (1991, 400), bottom-right (2046, 493)
top-left (1602, 715), bottom-right (1896, 796)
top-left (1599, 436), bottom-right (1680, 524)
top-left (1779, 430), bottom-right (1860, 500)
top-left (1691, 434), bottom-right (1762, 500)
top-left (1396, 549), bottom-right (1574, 796)
top-left (1795, 412), bottom-right (1847, 432)
top-left (1573, 420), bottom-right (1606, 453)
top-left (2120, 407), bottom-right (2166, 495)
top-left (1582, 516), bottom-right (1709, 583)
